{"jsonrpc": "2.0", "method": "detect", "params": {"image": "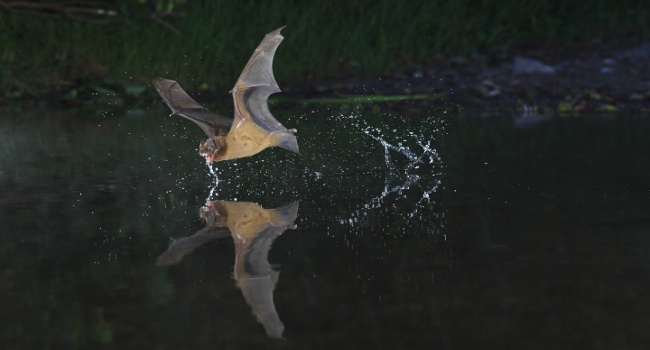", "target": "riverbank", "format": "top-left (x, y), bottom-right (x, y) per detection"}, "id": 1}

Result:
top-left (2, 0), bottom-right (649, 113)
top-left (8, 36), bottom-right (649, 115)
top-left (292, 37), bottom-right (650, 114)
